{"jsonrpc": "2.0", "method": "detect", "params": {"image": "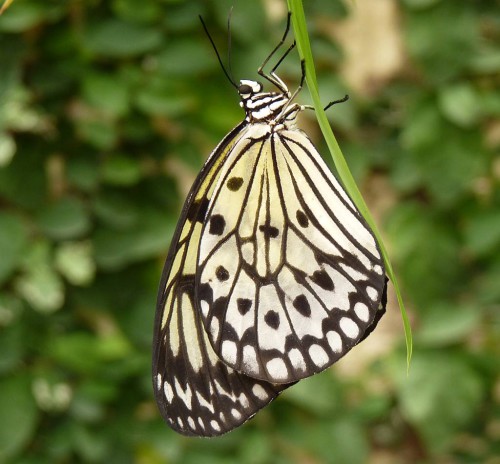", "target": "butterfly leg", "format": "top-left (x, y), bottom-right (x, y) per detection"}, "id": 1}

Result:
top-left (258, 12), bottom-right (295, 93)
